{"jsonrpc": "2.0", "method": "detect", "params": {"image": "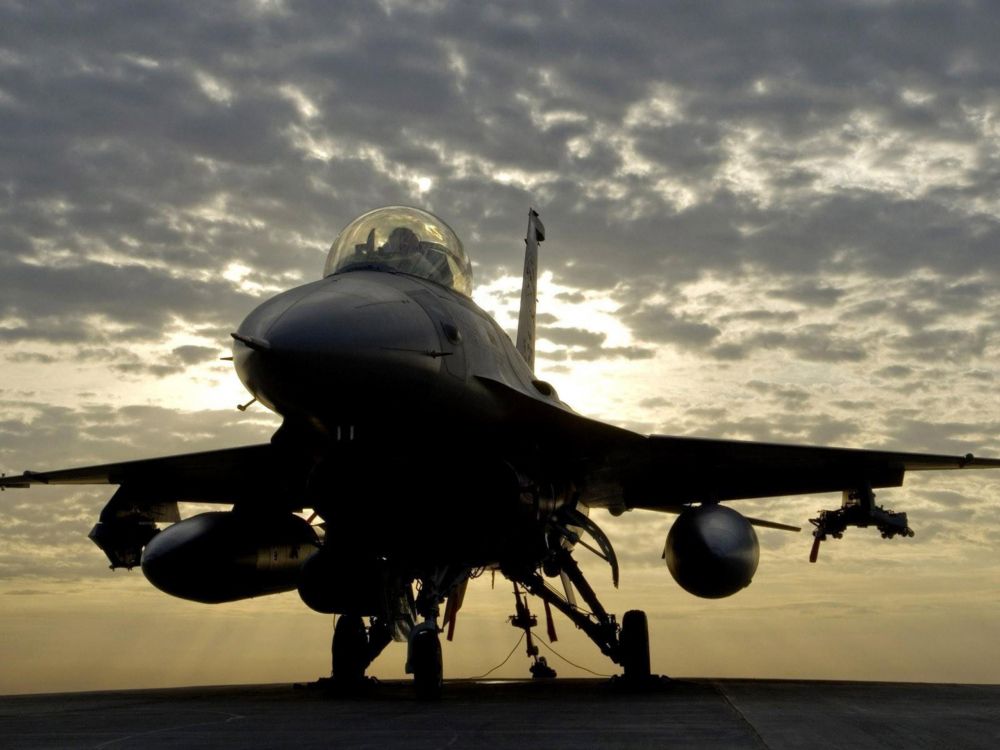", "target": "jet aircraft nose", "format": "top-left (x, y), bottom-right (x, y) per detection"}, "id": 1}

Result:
top-left (232, 273), bottom-right (443, 420)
